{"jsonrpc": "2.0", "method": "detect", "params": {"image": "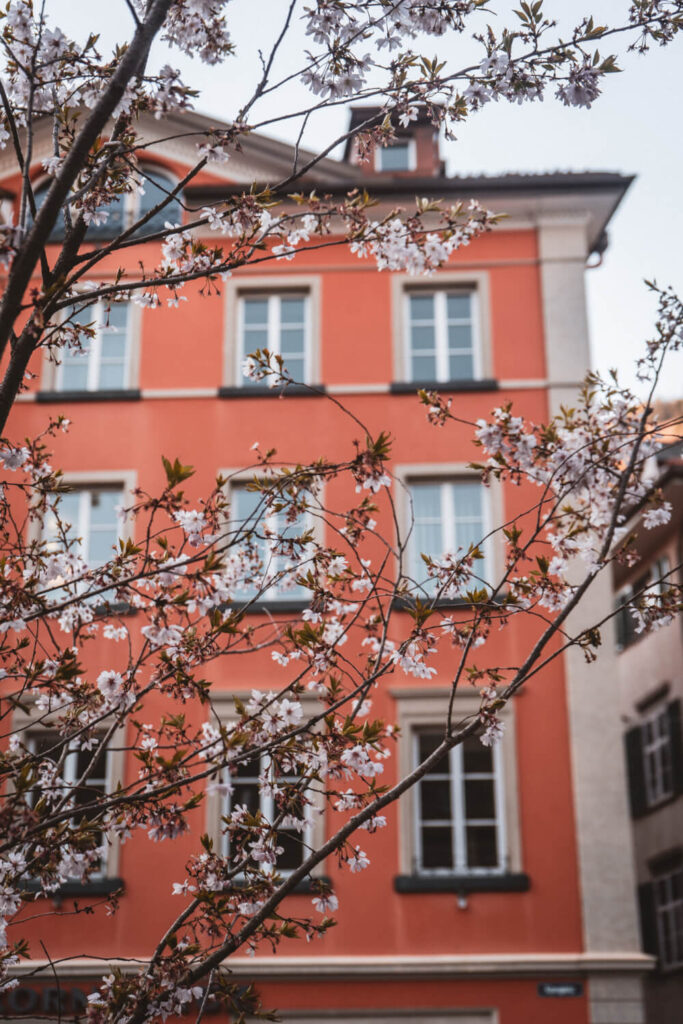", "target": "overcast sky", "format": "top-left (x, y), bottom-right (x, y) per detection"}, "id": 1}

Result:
top-left (49, 0), bottom-right (683, 400)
